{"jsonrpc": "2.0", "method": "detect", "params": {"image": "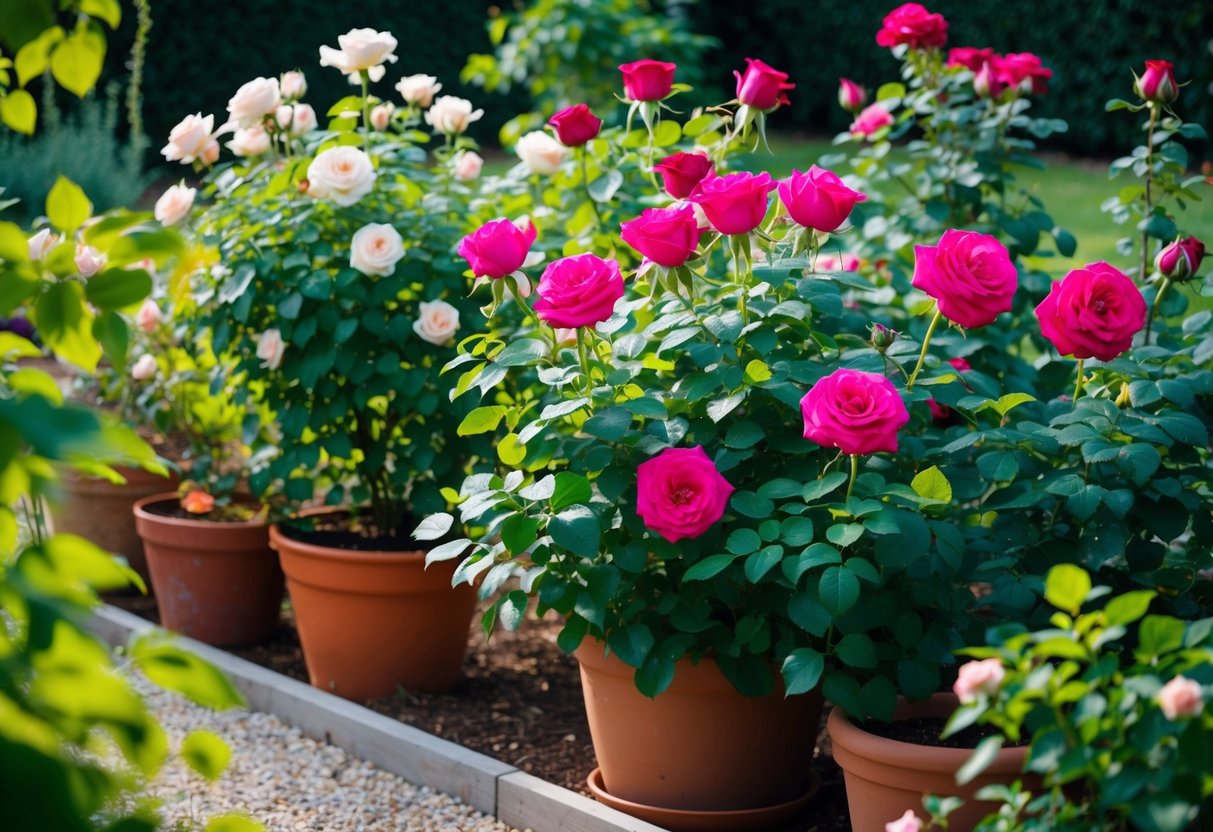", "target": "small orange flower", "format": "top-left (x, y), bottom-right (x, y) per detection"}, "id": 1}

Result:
top-left (181, 490), bottom-right (215, 514)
